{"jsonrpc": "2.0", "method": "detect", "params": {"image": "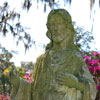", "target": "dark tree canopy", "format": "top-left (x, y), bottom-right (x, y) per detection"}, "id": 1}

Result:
top-left (23, 0), bottom-right (100, 11)
top-left (0, 45), bottom-right (15, 71)
top-left (0, 2), bottom-right (35, 52)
